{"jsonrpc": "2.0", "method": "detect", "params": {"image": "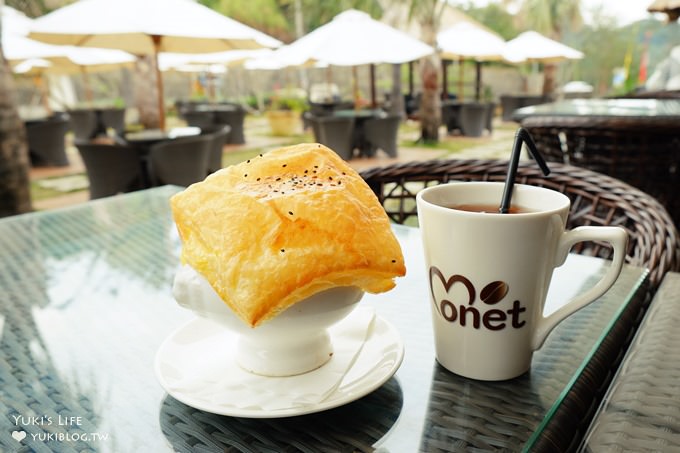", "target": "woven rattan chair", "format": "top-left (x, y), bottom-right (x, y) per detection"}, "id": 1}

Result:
top-left (309, 116), bottom-right (356, 160)
top-left (486, 102), bottom-right (497, 134)
top-left (25, 117), bottom-right (70, 166)
top-left (363, 115), bottom-right (400, 157)
top-left (201, 125), bottom-right (231, 174)
top-left (360, 158), bottom-right (680, 288)
top-left (183, 110), bottom-right (216, 130)
top-left (459, 102), bottom-right (488, 137)
top-left (214, 109), bottom-right (246, 144)
top-left (75, 142), bottom-right (144, 199)
top-left (100, 108), bottom-right (126, 136)
top-left (520, 116), bottom-right (680, 229)
top-left (148, 134), bottom-right (212, 187)
top-left (441, 100), bottom-right (462, 134)
top-left (67, 109), bottom-right (97, 141)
